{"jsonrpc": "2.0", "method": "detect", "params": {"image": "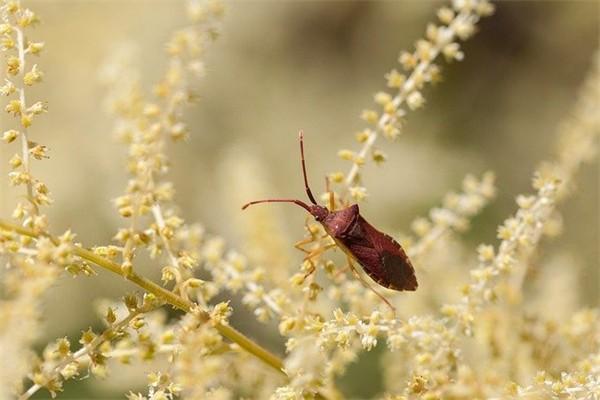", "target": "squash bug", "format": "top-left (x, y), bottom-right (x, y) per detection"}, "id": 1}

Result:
top-left (242, 132), bottom-right (417, 311)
